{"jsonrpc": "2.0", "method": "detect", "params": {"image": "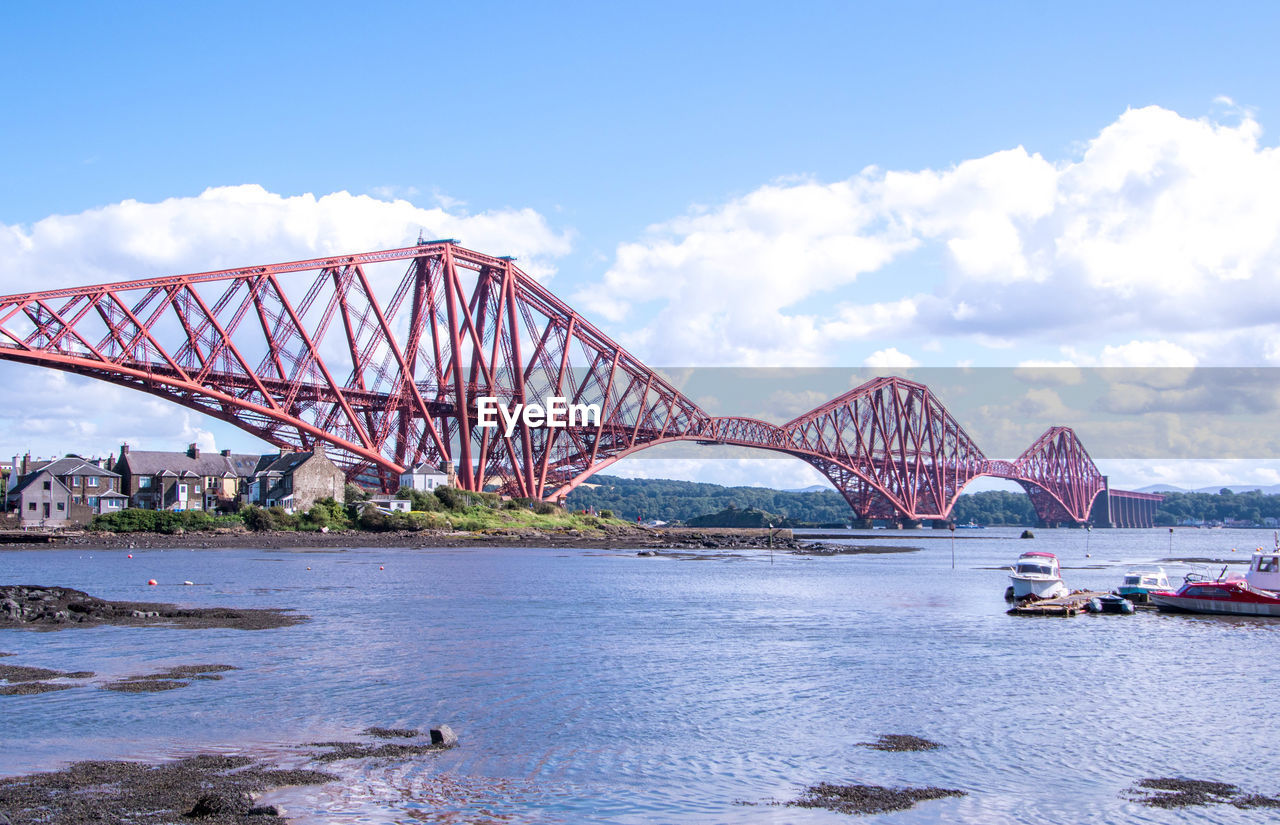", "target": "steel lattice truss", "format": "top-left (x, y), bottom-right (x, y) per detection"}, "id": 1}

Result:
top-left (0, 243), bottom-right (1111, 523)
